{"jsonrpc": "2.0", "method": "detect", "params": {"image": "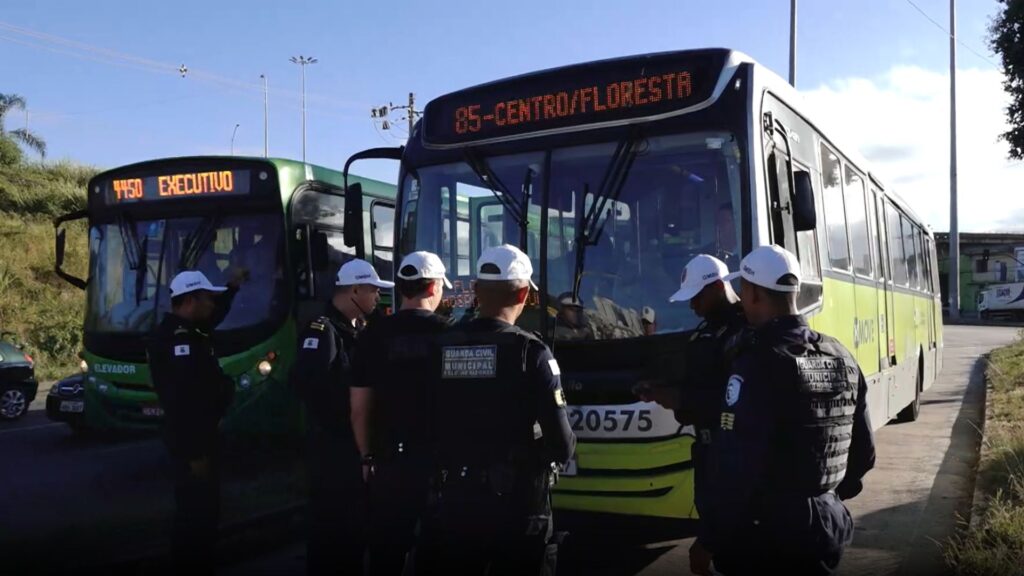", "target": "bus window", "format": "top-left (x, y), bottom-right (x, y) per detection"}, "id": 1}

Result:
top-left (887, 203), bottom-right (908, 286)
top-left (870, 189), bottom-right (887, 280)
top-left (843, 166), bottom-right (872, 277)
top-left (902, 215), bottom-right (919, 289)
top-left (371, 202), bottom-right (395, 280)
top-left (820, 145), bottom-right (850, 271)
top-left (292, 188), bottom-right (355, 297)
